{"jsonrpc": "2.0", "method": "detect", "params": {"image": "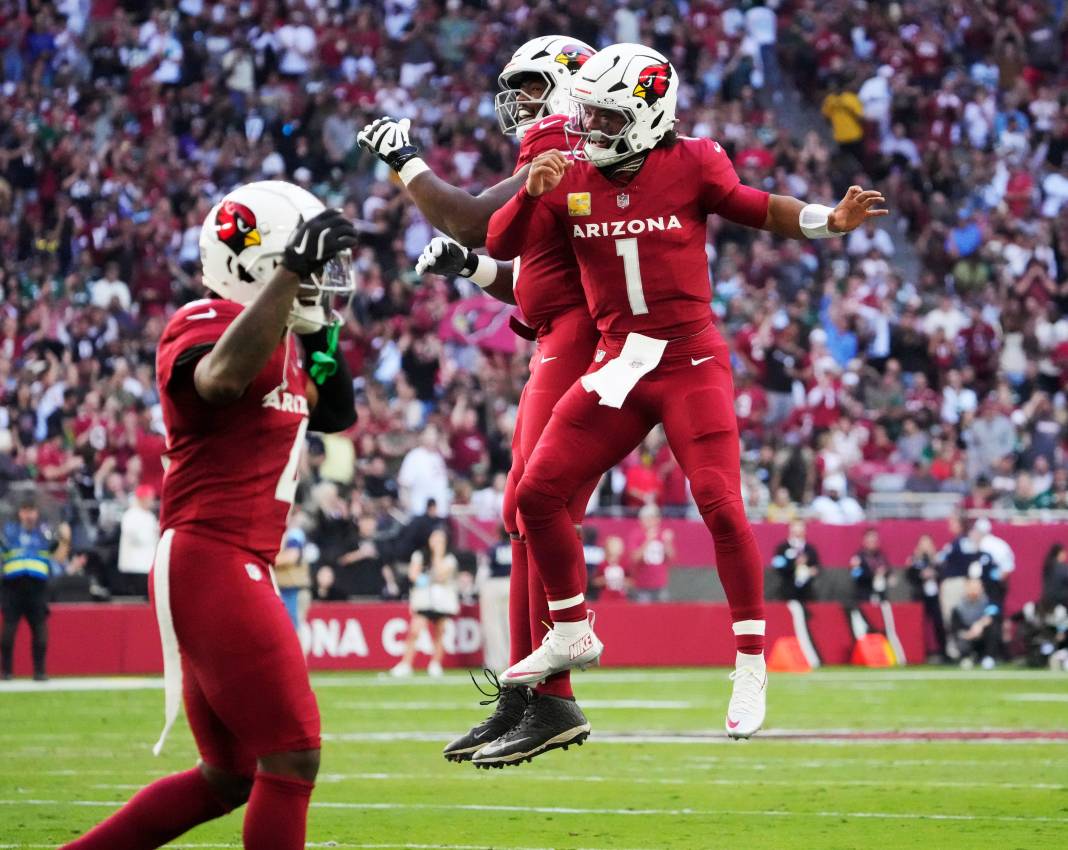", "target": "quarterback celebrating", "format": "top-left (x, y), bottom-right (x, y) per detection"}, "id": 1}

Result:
top-left (487, 44), bottom-right (887, 738)
top-left (63, 182), bottom-right (358, 850)
top-left (359, 35), bottom-right (602, 769)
